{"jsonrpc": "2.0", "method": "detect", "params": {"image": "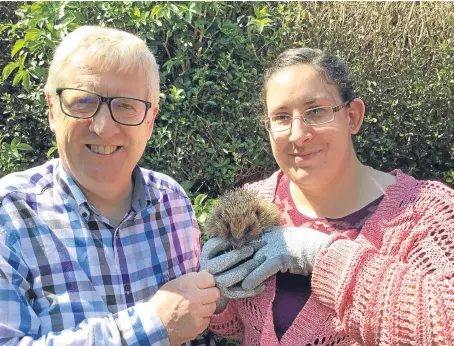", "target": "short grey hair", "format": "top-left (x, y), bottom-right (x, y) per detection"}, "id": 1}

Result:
top-left (262, 47), bottom-right (357, 104)
top-left (45, 26), bottom-right (160, 106)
